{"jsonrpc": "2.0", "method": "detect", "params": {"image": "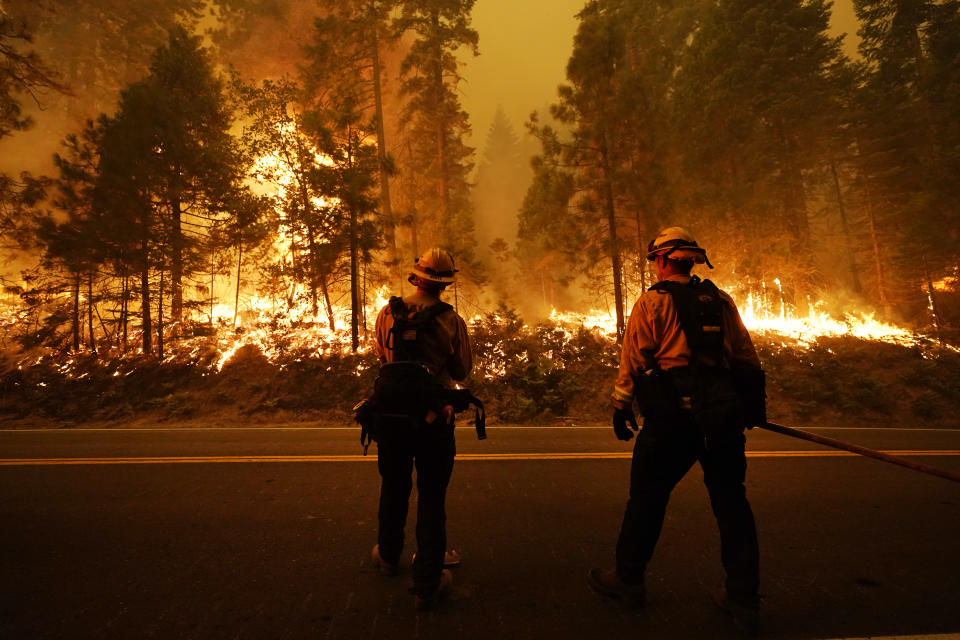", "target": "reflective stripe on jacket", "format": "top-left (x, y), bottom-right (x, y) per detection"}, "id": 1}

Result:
top-left (612, 274), bottom-right (761, 410)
